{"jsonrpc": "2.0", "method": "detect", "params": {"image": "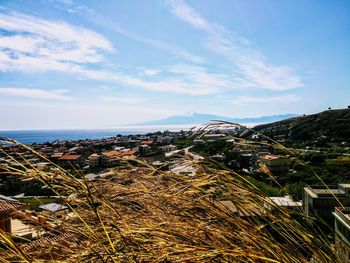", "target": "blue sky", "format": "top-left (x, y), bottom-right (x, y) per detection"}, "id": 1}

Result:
top-left (0, 0), bottom-right (349, 129)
